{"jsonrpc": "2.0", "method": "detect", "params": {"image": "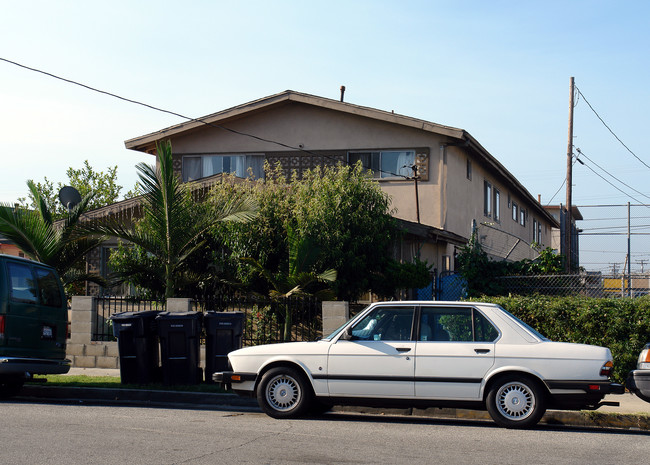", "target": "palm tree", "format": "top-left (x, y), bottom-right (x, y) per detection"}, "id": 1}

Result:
top-left (0, 181), bottom-right (106, 287)
top-left (87, 140), bottom-right (258, 298)
top-left (242, 226), bottom-right (337, 340)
